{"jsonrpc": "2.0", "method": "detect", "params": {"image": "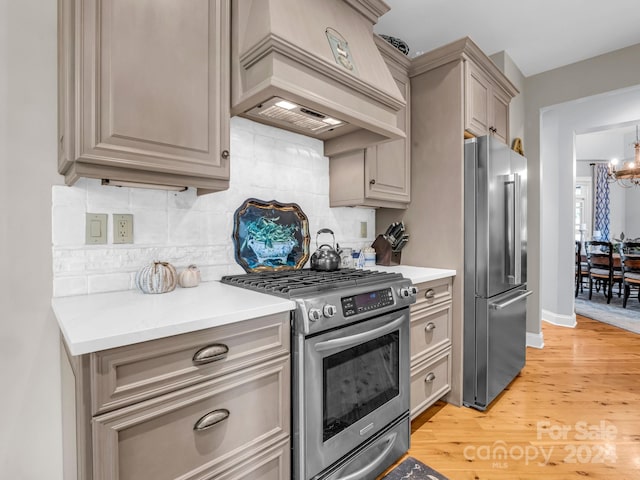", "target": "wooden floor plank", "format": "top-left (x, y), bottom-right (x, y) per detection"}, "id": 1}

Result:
top-left (380, 316), bottom-right (640, 479)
